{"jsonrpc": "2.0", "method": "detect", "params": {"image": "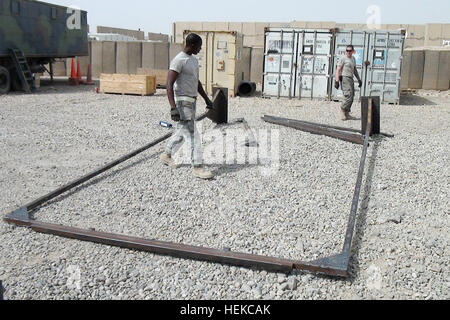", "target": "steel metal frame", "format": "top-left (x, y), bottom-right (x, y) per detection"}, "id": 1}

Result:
top-left (4, 91), bottom-right (377, 279)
